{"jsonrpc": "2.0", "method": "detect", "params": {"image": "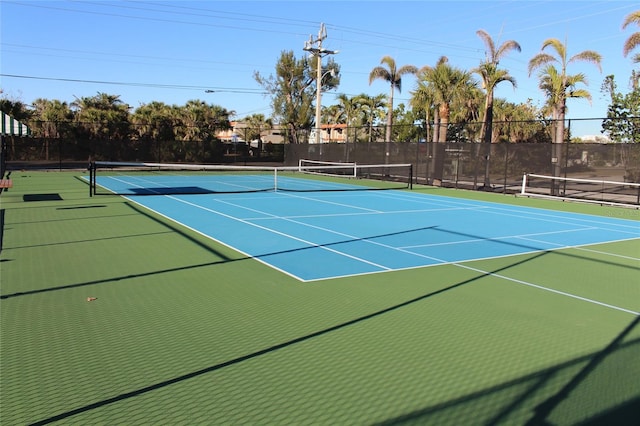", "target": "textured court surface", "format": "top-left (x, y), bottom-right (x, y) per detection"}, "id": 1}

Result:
top-left (120, 187), bottom-right (640, 281)
top-left (1, 171), bottom-right (639, 425)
